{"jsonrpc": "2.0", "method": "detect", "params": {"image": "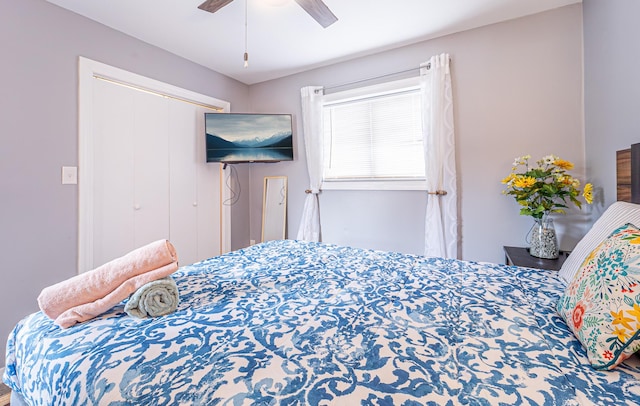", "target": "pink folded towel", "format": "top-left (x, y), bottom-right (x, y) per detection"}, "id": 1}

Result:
top-left (54, 261), bottom-right (178, 328)
top-left (37, 239), bottom-right (178, 328)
